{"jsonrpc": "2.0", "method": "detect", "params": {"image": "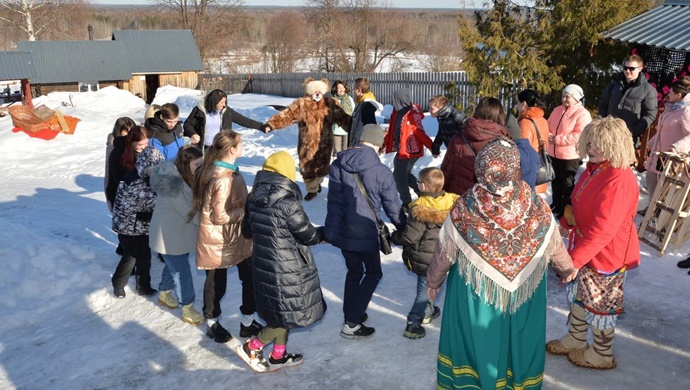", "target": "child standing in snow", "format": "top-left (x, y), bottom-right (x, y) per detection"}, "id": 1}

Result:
top-left (149, 145), bottom-right (205, 326)
top-left (390, 168), bottom-right (458, 339)
top-left (239, 151), bottom-right (326, 372)
top-left (190, 130), bottom-right (262, 343)
top-left (111, 147), bottom-right (165, 298)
